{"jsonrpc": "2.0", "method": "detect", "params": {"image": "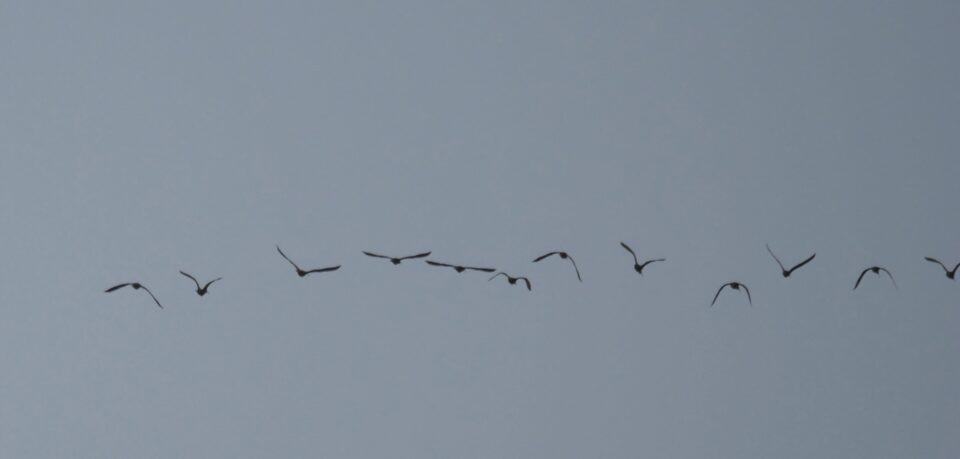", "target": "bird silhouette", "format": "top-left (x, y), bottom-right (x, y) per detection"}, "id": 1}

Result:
top-left (924, 257), bottom-right (959, 280)
top-left (619, 242), bottom-right (665, 275)
top-left (766, 244), bottom-right (816, 278)
top-left (854, 266), bottom-right (897, 290)
top-left (363, 250), bottom-right (431, 265)
top-left (532, 251), bottom-right (581, 281)
top-left (179, 271), bottom-right (222, 296)
top-left (488, 272), bottom-right (532, 291)
top-left (425, 260), bottom-right (495, 273)
top-left (711, 282), bottom-right (752, 306)
top-left (277, 246), bottom-right (341, 277)
top-left (104, 282), bottom-right (164, 309)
